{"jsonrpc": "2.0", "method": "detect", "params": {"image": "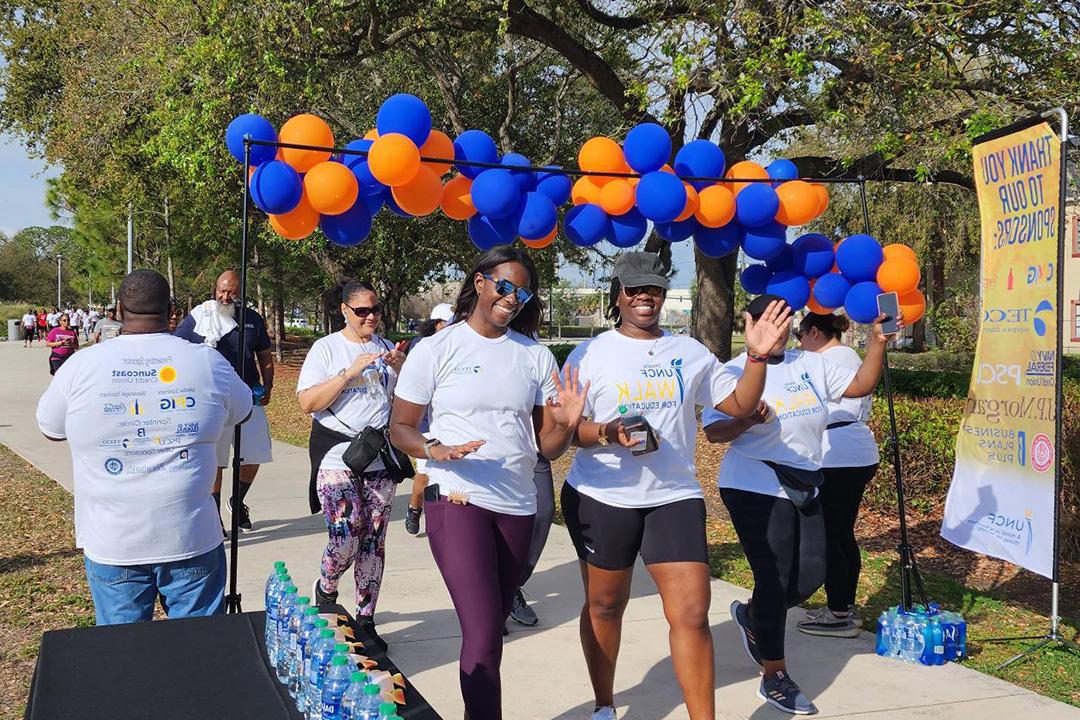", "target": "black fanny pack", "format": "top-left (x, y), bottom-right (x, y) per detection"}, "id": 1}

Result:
top-left (826, 420), bottom-right (856, 430)
top-left (763, 461), bottom-right (823, 509)
top-left (328, 409), bottom-right (414, 483)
